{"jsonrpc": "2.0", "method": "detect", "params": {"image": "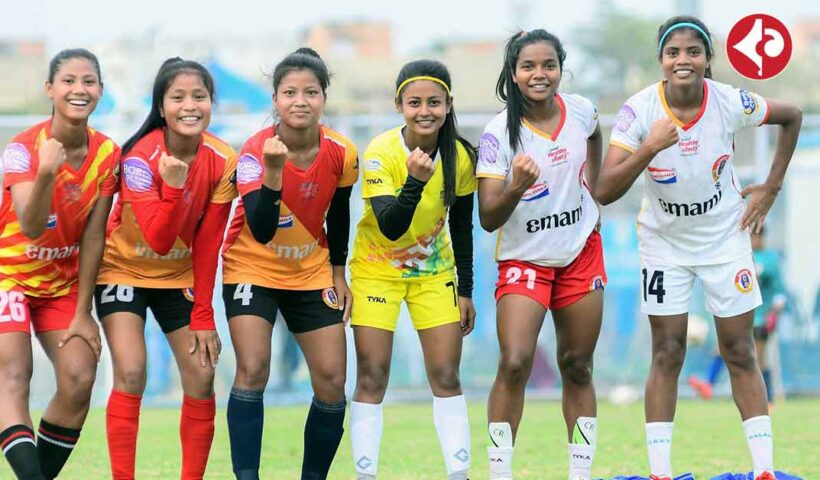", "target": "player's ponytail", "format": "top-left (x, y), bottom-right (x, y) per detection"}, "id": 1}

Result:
top-left (395, 59), bottom-right (476, 207)
top-left (272, 47), bottom-right (331, 96)
top-left (496, 29), bottom-right (566, 153)
top-left (122, 58), bottom-right (215, 156)
top-left (657, 15), bottom-right (714, 79)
